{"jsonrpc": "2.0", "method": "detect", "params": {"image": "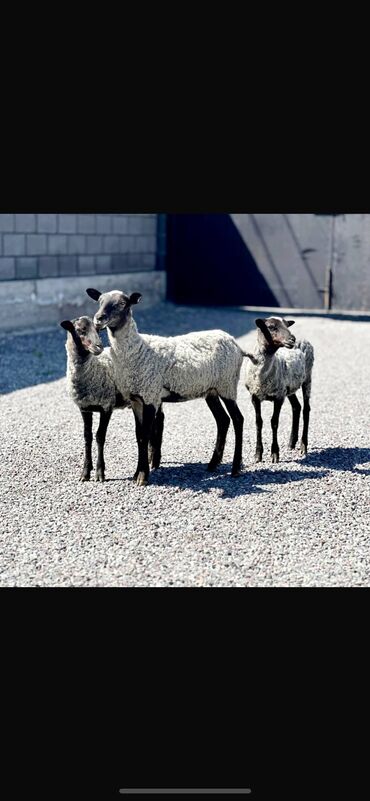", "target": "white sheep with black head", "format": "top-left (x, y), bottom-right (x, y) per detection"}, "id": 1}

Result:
top-left (86, 288), bottom-right (245, 486)
top-left (244, 316), bottom-right (314, 463)
top-left (60, 316), bottom-right (127, 482)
